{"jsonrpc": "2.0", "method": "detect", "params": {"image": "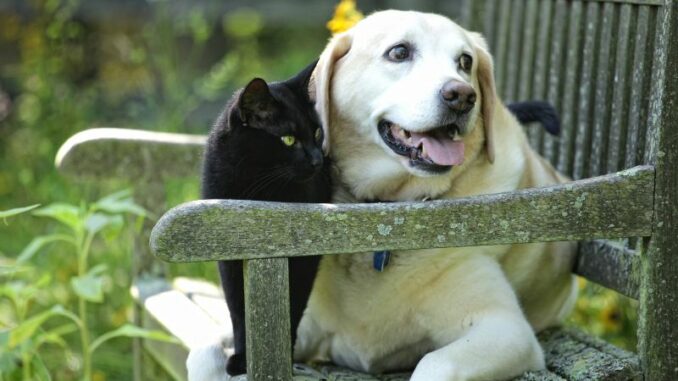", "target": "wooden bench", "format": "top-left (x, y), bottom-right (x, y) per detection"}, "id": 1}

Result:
top-left (56, 0), bottom-right (677, 380)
